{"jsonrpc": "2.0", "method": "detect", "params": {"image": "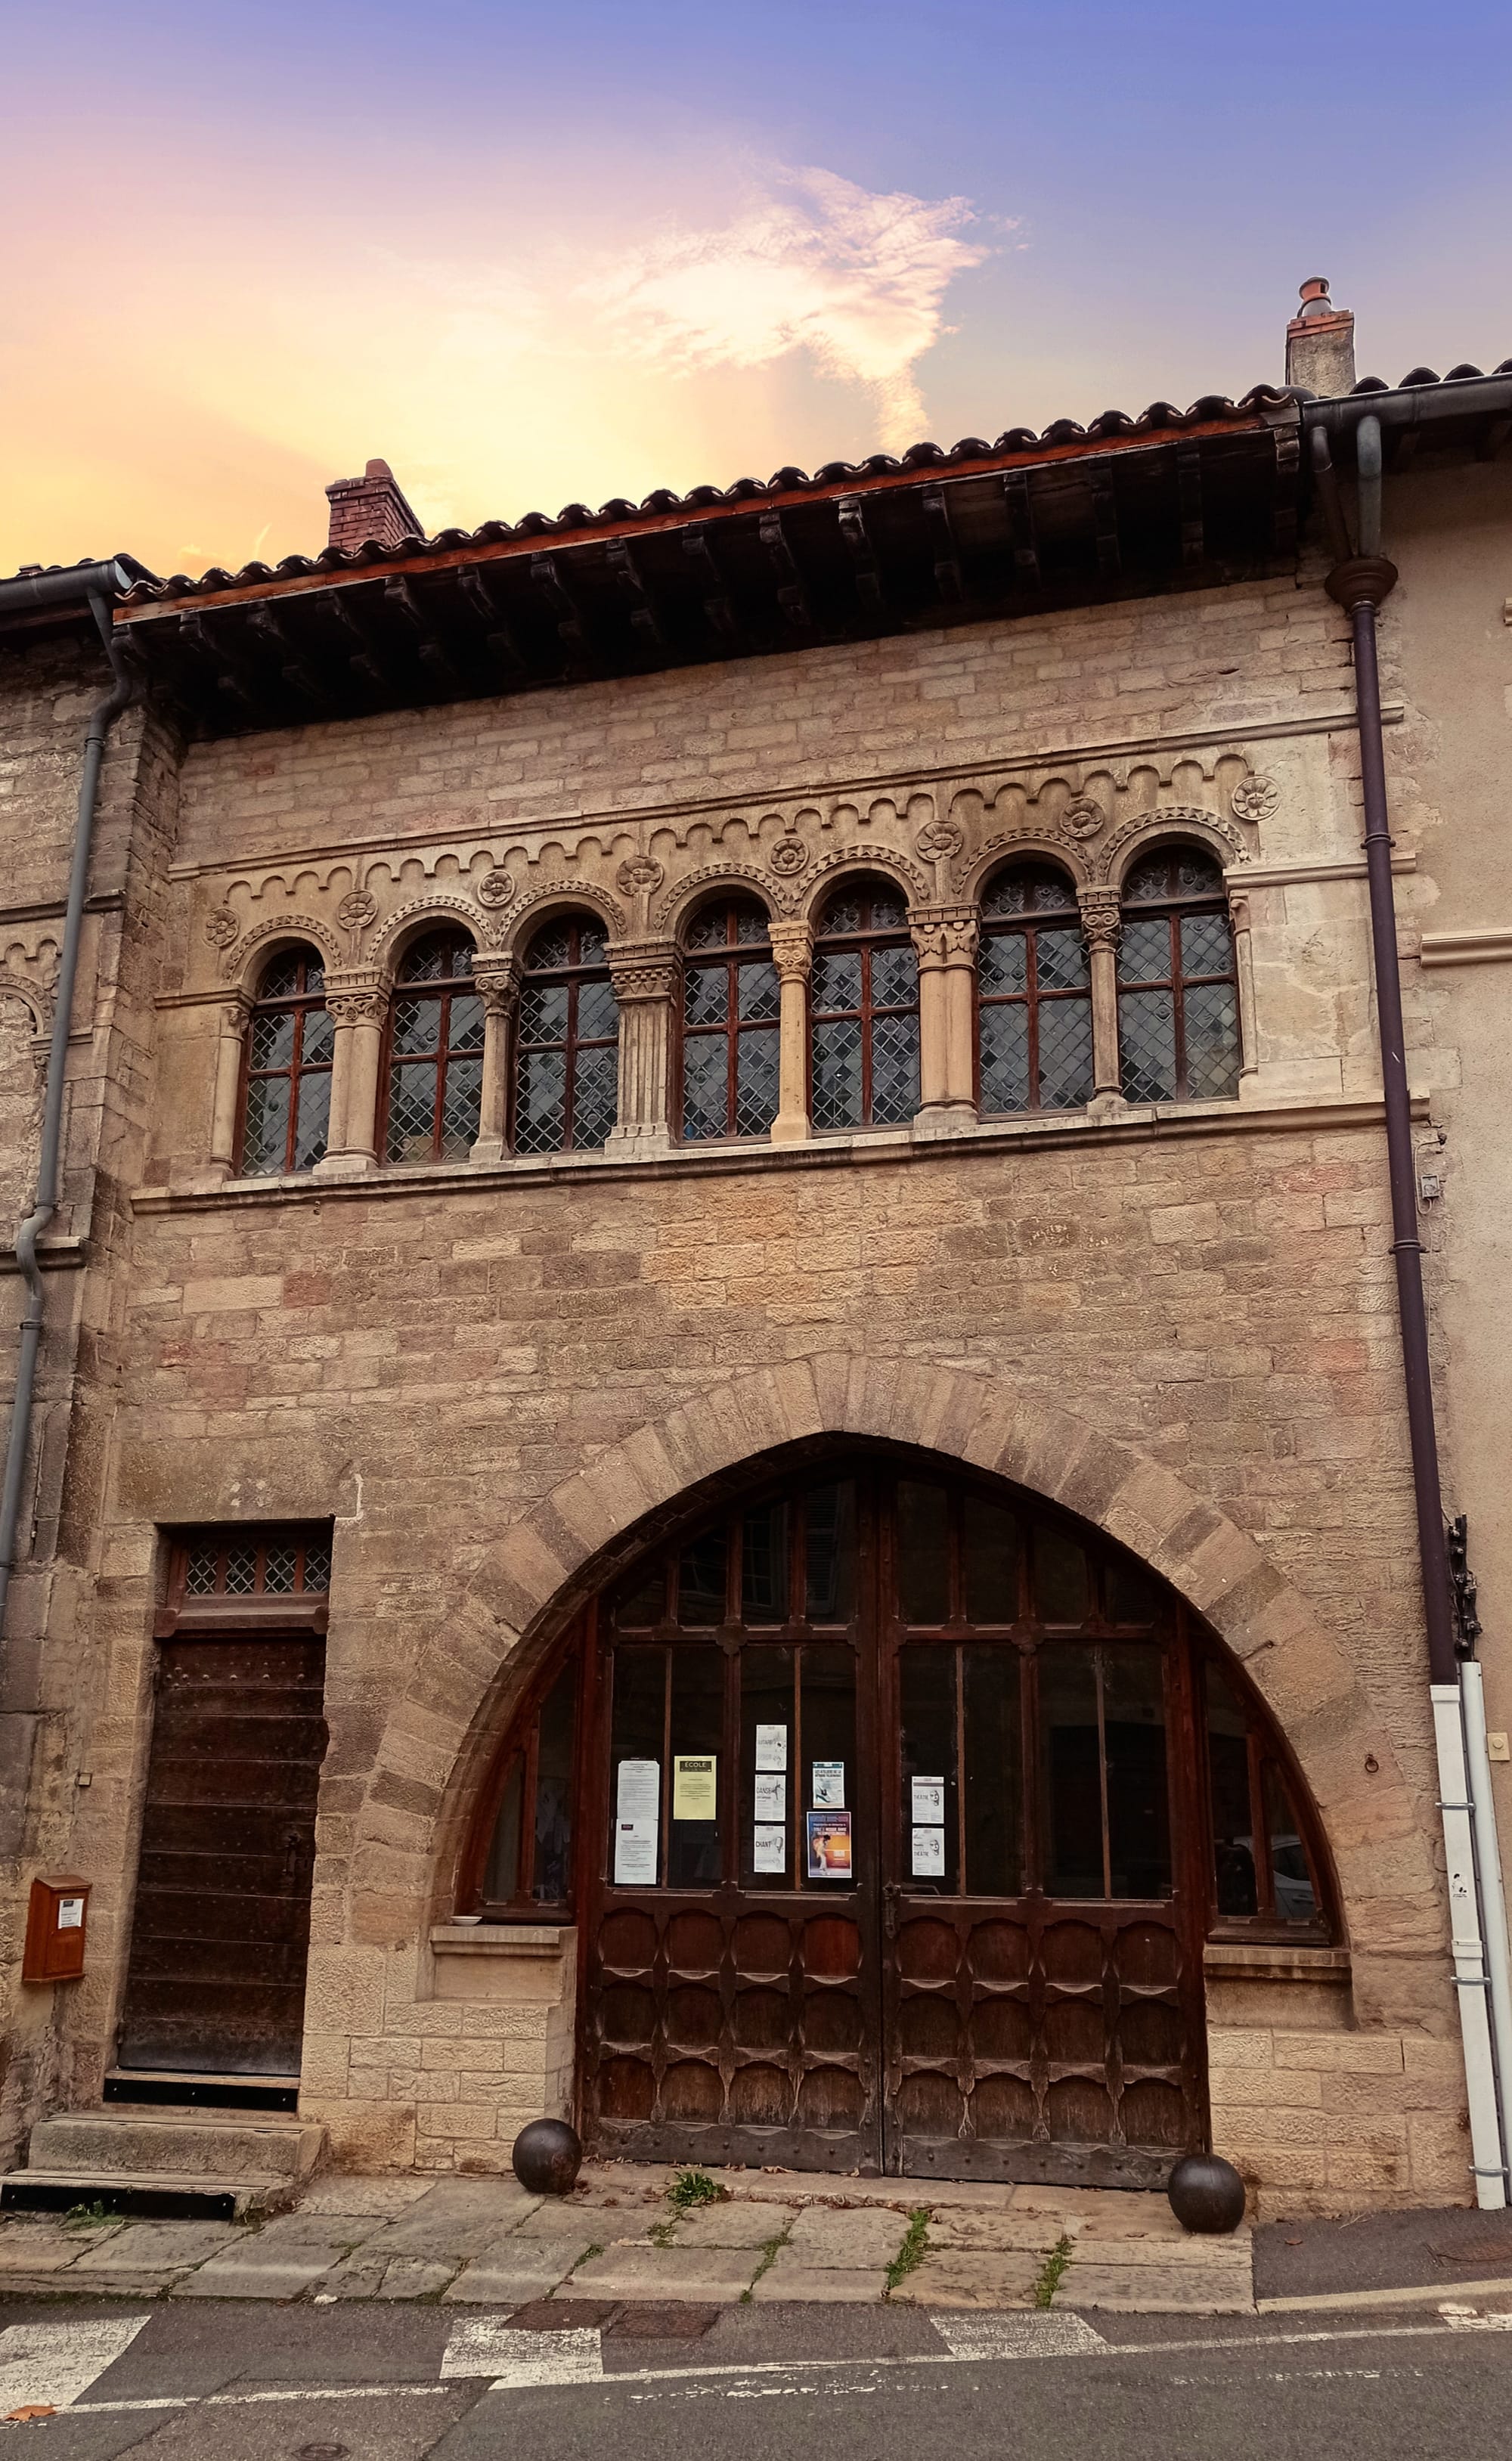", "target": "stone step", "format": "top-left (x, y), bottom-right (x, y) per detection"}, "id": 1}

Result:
top-left (0, 2168), bottom-right (292, 2221)
top-left (25, 2107), bottom-right (325, 2187)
